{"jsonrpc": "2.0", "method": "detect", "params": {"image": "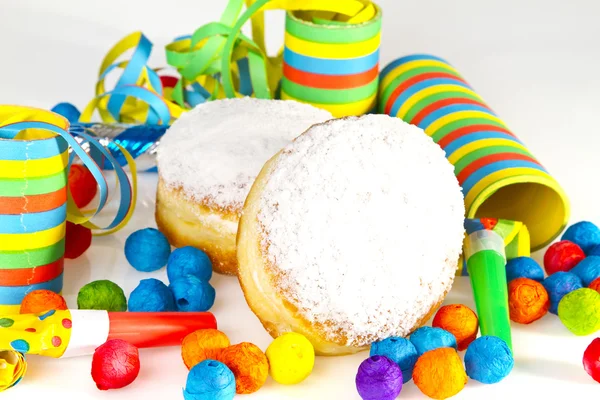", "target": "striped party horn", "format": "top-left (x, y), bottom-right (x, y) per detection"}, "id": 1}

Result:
top-left (379, 55), bottom-right (569, 250)
top-left (281, 5), bottom-right (382, 117)
top-left (0, 106), bottom-right (136, 312)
